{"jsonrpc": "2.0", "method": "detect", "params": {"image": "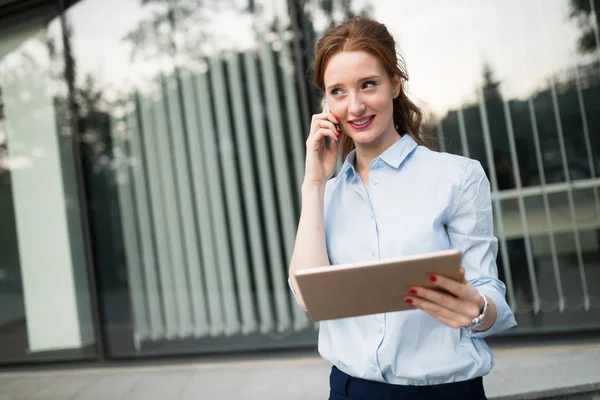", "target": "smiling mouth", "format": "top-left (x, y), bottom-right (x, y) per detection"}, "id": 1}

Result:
top-left (348, 116), bottom-right (375, 130)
